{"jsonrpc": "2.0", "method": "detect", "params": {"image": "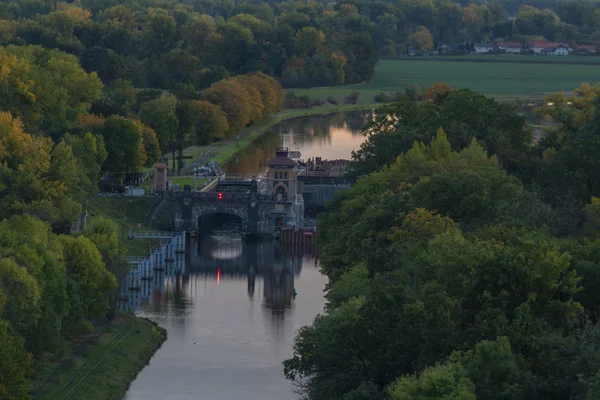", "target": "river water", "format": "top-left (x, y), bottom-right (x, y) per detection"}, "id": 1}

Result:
top-left (123, 111), bottom-right (373, 400)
